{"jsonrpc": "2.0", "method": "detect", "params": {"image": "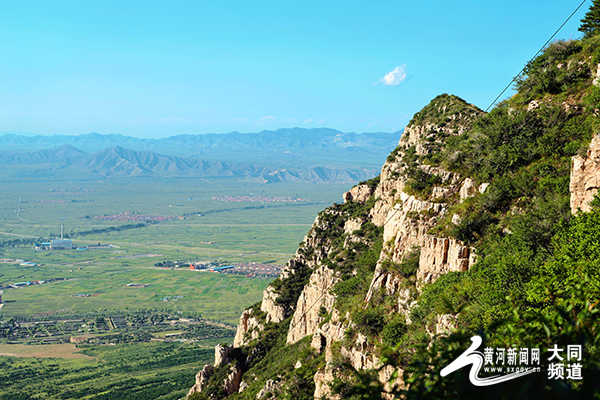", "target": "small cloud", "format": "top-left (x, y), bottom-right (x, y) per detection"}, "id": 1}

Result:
top-left (261, 115), bottom-right (276, 120)
top-left (303, 119), bottom-right (314, 124)
top-left (318, 119), bottom-right (326, 124)
top-left (380, 65), bottom-right (407, 85)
